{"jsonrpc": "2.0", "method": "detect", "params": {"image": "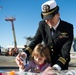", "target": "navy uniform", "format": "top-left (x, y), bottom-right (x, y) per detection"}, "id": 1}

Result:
top-left (25, 0), bottom-right (73, 70)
